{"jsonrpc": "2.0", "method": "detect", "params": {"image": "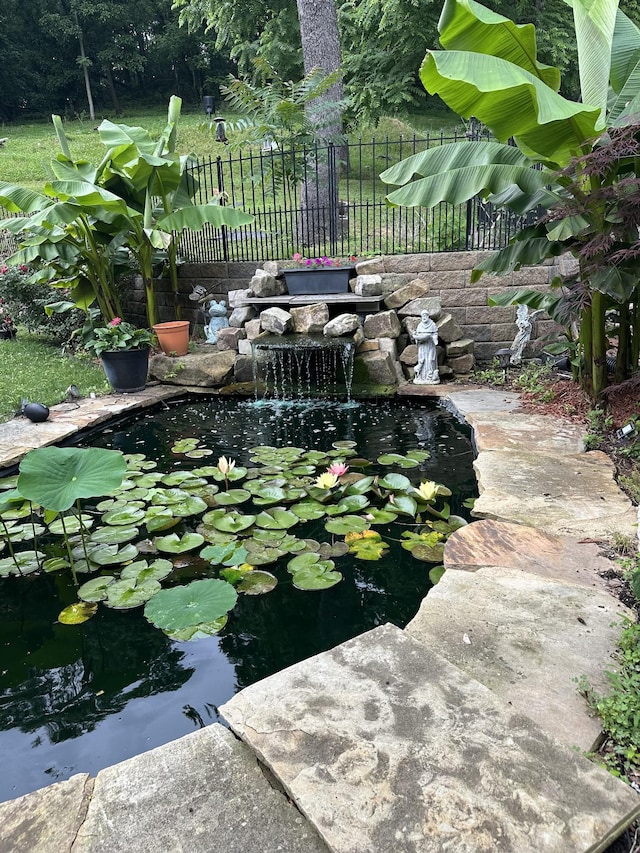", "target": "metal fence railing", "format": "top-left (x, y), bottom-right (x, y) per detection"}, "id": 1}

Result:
top-left (179, 130), bottom-right (536, 263)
